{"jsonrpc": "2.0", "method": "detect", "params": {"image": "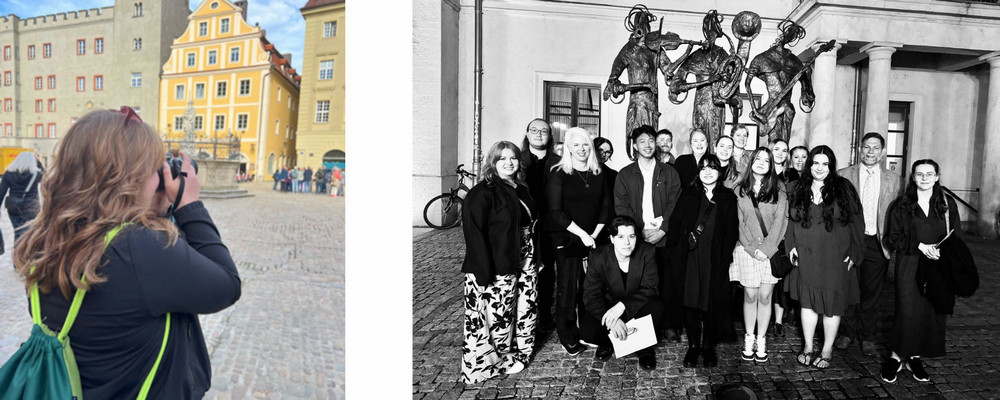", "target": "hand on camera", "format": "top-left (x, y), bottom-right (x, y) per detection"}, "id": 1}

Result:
top-left (162, 152), bottom-right (201, 210)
